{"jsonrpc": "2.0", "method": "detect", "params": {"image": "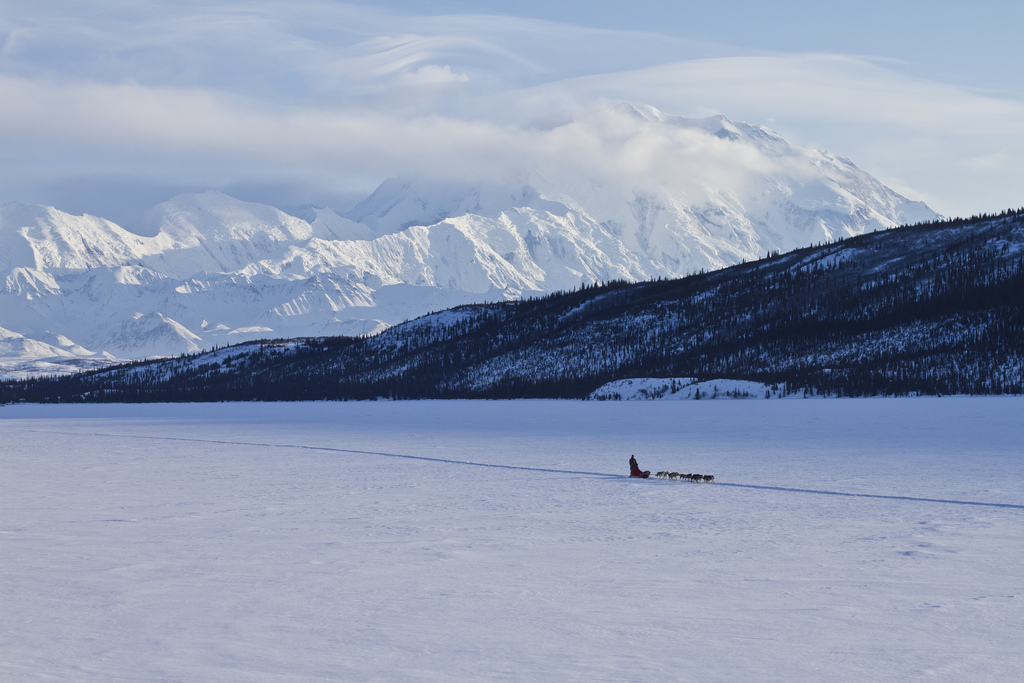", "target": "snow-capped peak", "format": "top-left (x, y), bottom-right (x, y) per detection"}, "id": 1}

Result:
top-left (343, 178), bottom-right (565, 238)
top-left (127, 190), bottom-right (313, 243)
